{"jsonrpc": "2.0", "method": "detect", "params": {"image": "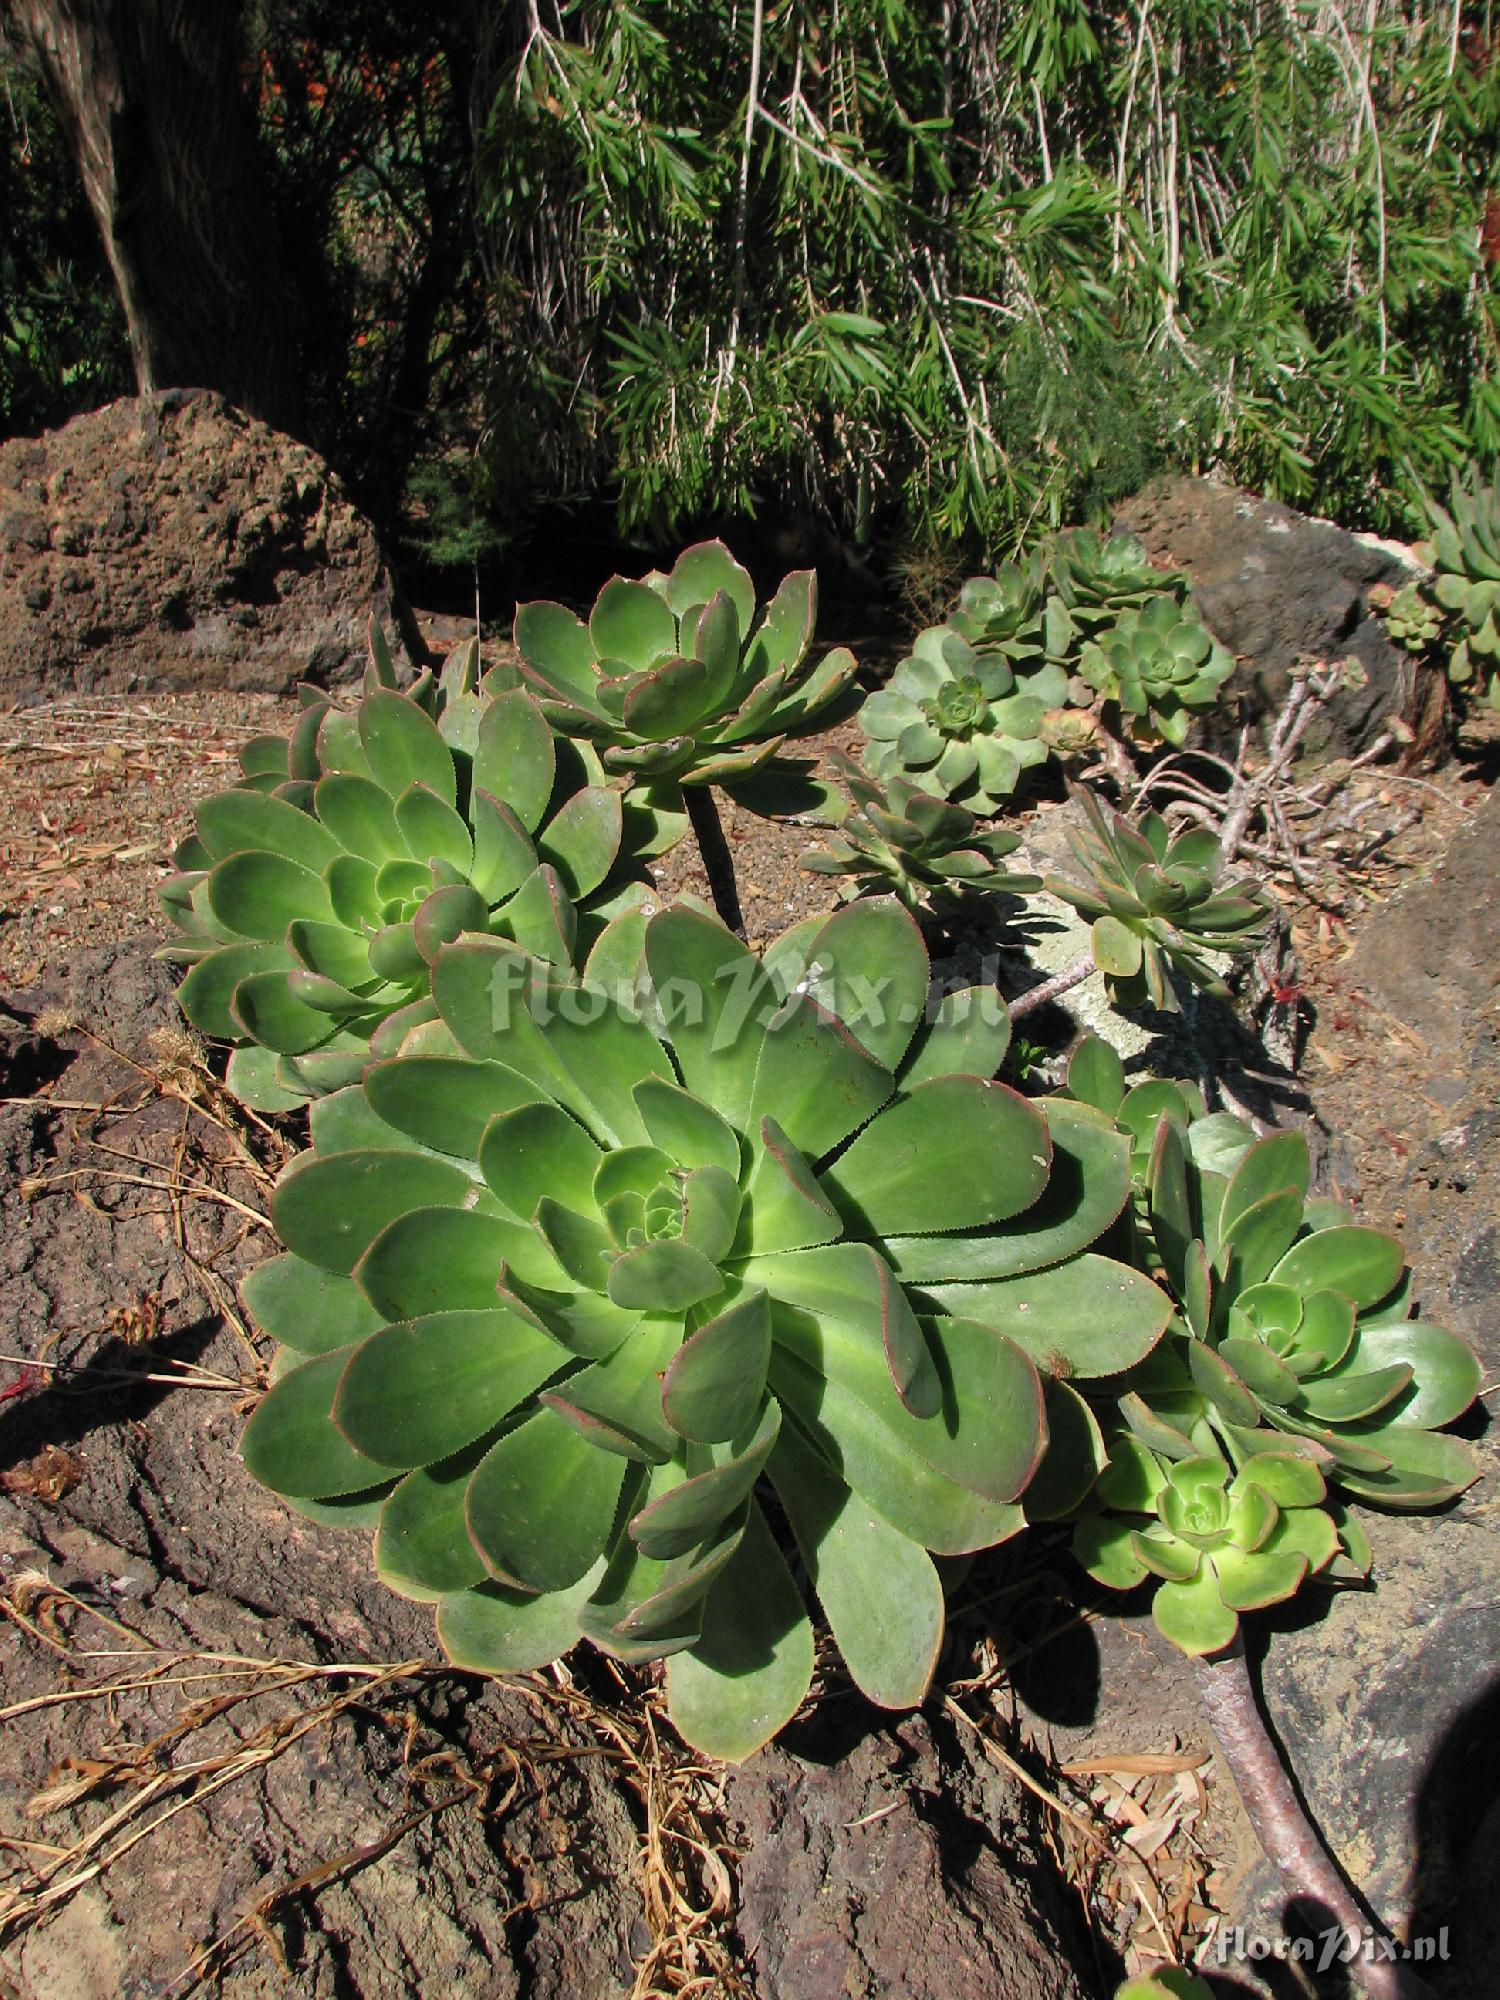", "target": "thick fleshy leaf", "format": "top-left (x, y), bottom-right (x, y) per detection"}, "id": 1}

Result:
top-left (466, 1407), bottom-right (626, 1590)
top-left (501, 864), bottom-right (577, 967)
top-left (438, 1562), bottom-right (606, 1672)
top-left (605, 1505), bottom-right (747, 1649)
top-left (747, 995), bottom-right (894, 1159)
top-left (241, 1252), bottom-right (385, 1356)
top-left (738, 1116), bottom-right (843, 1255)
top-left (1211, 1545), bottom-right (1309, 1613)
top-left (898, 986), bottom-right (1013, 1087)
top-left (470, 791), bottom-right (539, 905)
top-left (359, 689), bottom-right (456, 806)
top-left (630, 1401), bottom-right (780, 1559)
top-left (273, 1149), bottom-right (481, 1274)
top-left (1074, 1513), bottom-right (1150, 1590)
top-left (634, 1077), bottom-right (742, 1178)
top-left (665, 1504), bottom-right (815, 1761)
top-left (242, 1348), bottom-right (389, 1499)
top-left (288, 919), bottom-right (380, 992)
top-left (1023, 1380), bottom-right (1108, 1521)
top-left (1336, 1320), bottom-right (1481, 1430)
top-left (225, 1044), bottom-right (314, 1112)
top-left (665, 541), bottom-right (757, 635)
top-left (1332, 1426), bottom-right (1481, 1506)
top-left (396, 783), bottom-right (474, 875)
top-left (591, 578), bottom-right (677, 669)
top-left (1217, 1131), bottom-right (1311, 1243)
top-left (880, 1099), bottom-right (1131, 1282)
top-left (1152, 1568), bottom-right (1239, 1655)
top-left (364, 1054), bottom-right (543, 1158)
top-left (541, 1322), bottom-right (679, 1462)
top-left (1187, 1339), bottom-right (1262, 1424)
top-left (472, 688), bottom-right (557, 833)
top-left (478, 1101), bottom-right (603, 1222)
top-left (208, 850), bottom-right (334, 938)
top-left (1294, 1363), bottom-right (1414, 1423)
top-left (915, 1255), bottom-right (1172, 1380)
top-left (792, 898), bottom-right (930, 1072)
top-left (1269, 1227), bottom-right (1406, 1309)
top-left (356, 1207), bottom-right (555, 1317)
top-left (231, 970), bottom-right (348, 1055)
top-left (178, 941), bottom-right (295, 1040)
top-left (825, 1076), bottom-right (1050, 1236)
top-left (771, 1417), bottom-right (943, 1708)
top-left (312, 773), bottom-right (405, 863)
top-left (1218, 1187), bottom-right (1305, 1290)
top-left (333, 1309), bottom-right (565, 1467)
top-left (643, 907), bottom-right (777, 1130)
top-left (1093, 915), bottom-right (1143, 977)
top-left (662, 1288), bottom-right (773, 1442)
top-left (375, 1447), bottom-right (492, 1600)
top-left (537, 787), bottom-right (622, 899)
top-left (196, 788), bottom-right (343, 874)
top-left (1067, 1035), bottom-right (1125, 1116)
top-left (607, 1240), bottom-right (724, 1313)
